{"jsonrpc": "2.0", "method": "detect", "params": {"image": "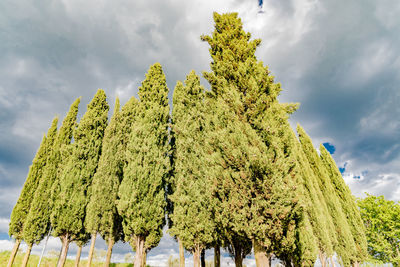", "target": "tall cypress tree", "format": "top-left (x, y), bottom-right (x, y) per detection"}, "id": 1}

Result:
top-left (20, 117), bottom-right (58, 267)
top-left (285, 129), bottom-right (337, 266)
top-left (51, 89), bottom-right (109, 267)
top-left (320, 145), bottom-right (368, 266)
top-left (85, 98), bottom-right (125, 267)
top-left (23, 98), bottom-right (80, 252)
top-left (118, 63), bottom-right (170, 267)
top-left (273, 128), bottom-right (320, 267)
top-left (297, 125), bottom-right (356, 266)
top-left (201, 12), bottom-right (302, 264)
top-left (169, 72), bottom-right (215, 267)
top-left (8, 116), bottom-right (59, 267)
top-left (7, 133), bottom-right (48, 267)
